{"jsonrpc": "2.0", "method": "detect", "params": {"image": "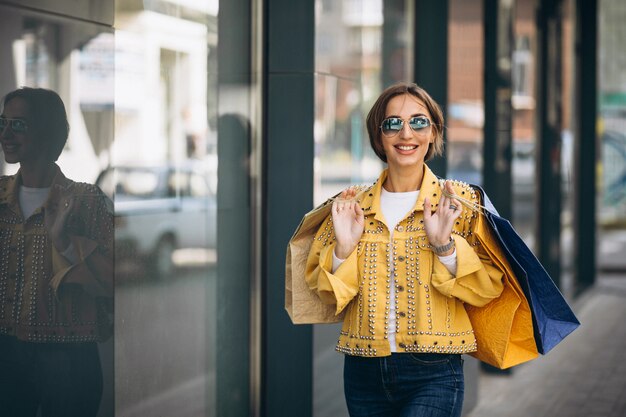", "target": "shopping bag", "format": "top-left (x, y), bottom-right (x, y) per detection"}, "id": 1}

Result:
top-left (462, 189), bottom-right (539, 368)
top-left (285, 196), bottom-right (345, 324)
top-left (471, 185), bottom-right (580, 354)
top-left (286, 186), bottom-right (372, 324)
